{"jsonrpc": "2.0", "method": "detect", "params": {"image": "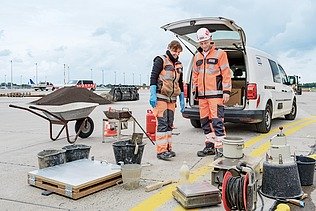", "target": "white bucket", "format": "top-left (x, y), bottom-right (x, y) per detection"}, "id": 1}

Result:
top-left (222, 137), bottom-right (244, 159)
top-left (121, 164), bottom-right (142, 190)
